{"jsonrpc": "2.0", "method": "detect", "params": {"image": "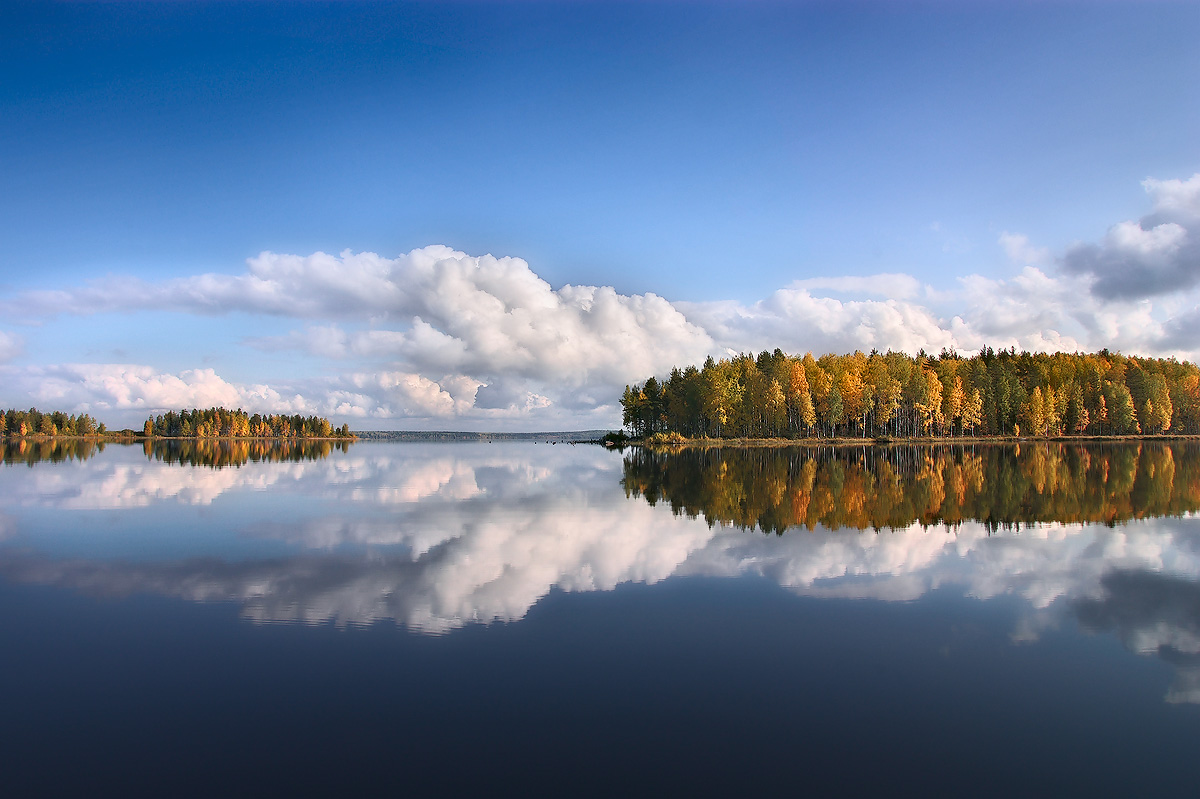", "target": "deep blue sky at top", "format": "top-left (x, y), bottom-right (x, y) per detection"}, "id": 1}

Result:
top-left (3, 1), bottom-right (1198, 304)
